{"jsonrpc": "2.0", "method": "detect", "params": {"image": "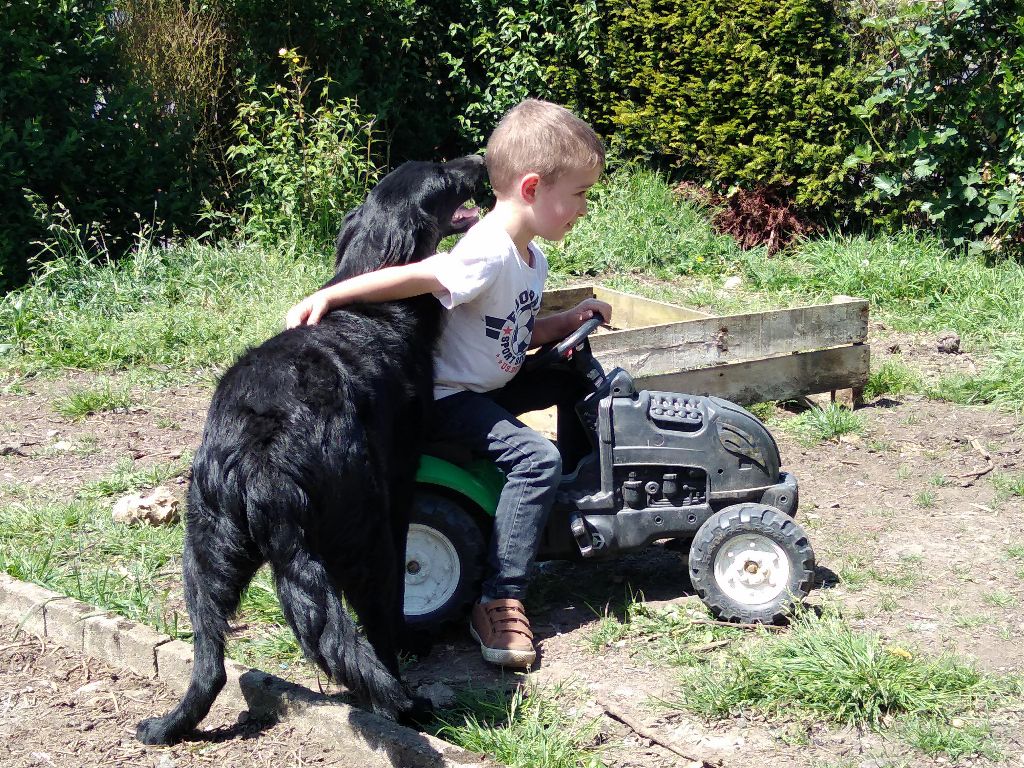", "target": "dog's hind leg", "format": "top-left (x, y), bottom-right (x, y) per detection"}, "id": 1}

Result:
top-left (272, 545), bottom-right (415, 720)
top-left (136, 489), bottom-right (261, 745)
